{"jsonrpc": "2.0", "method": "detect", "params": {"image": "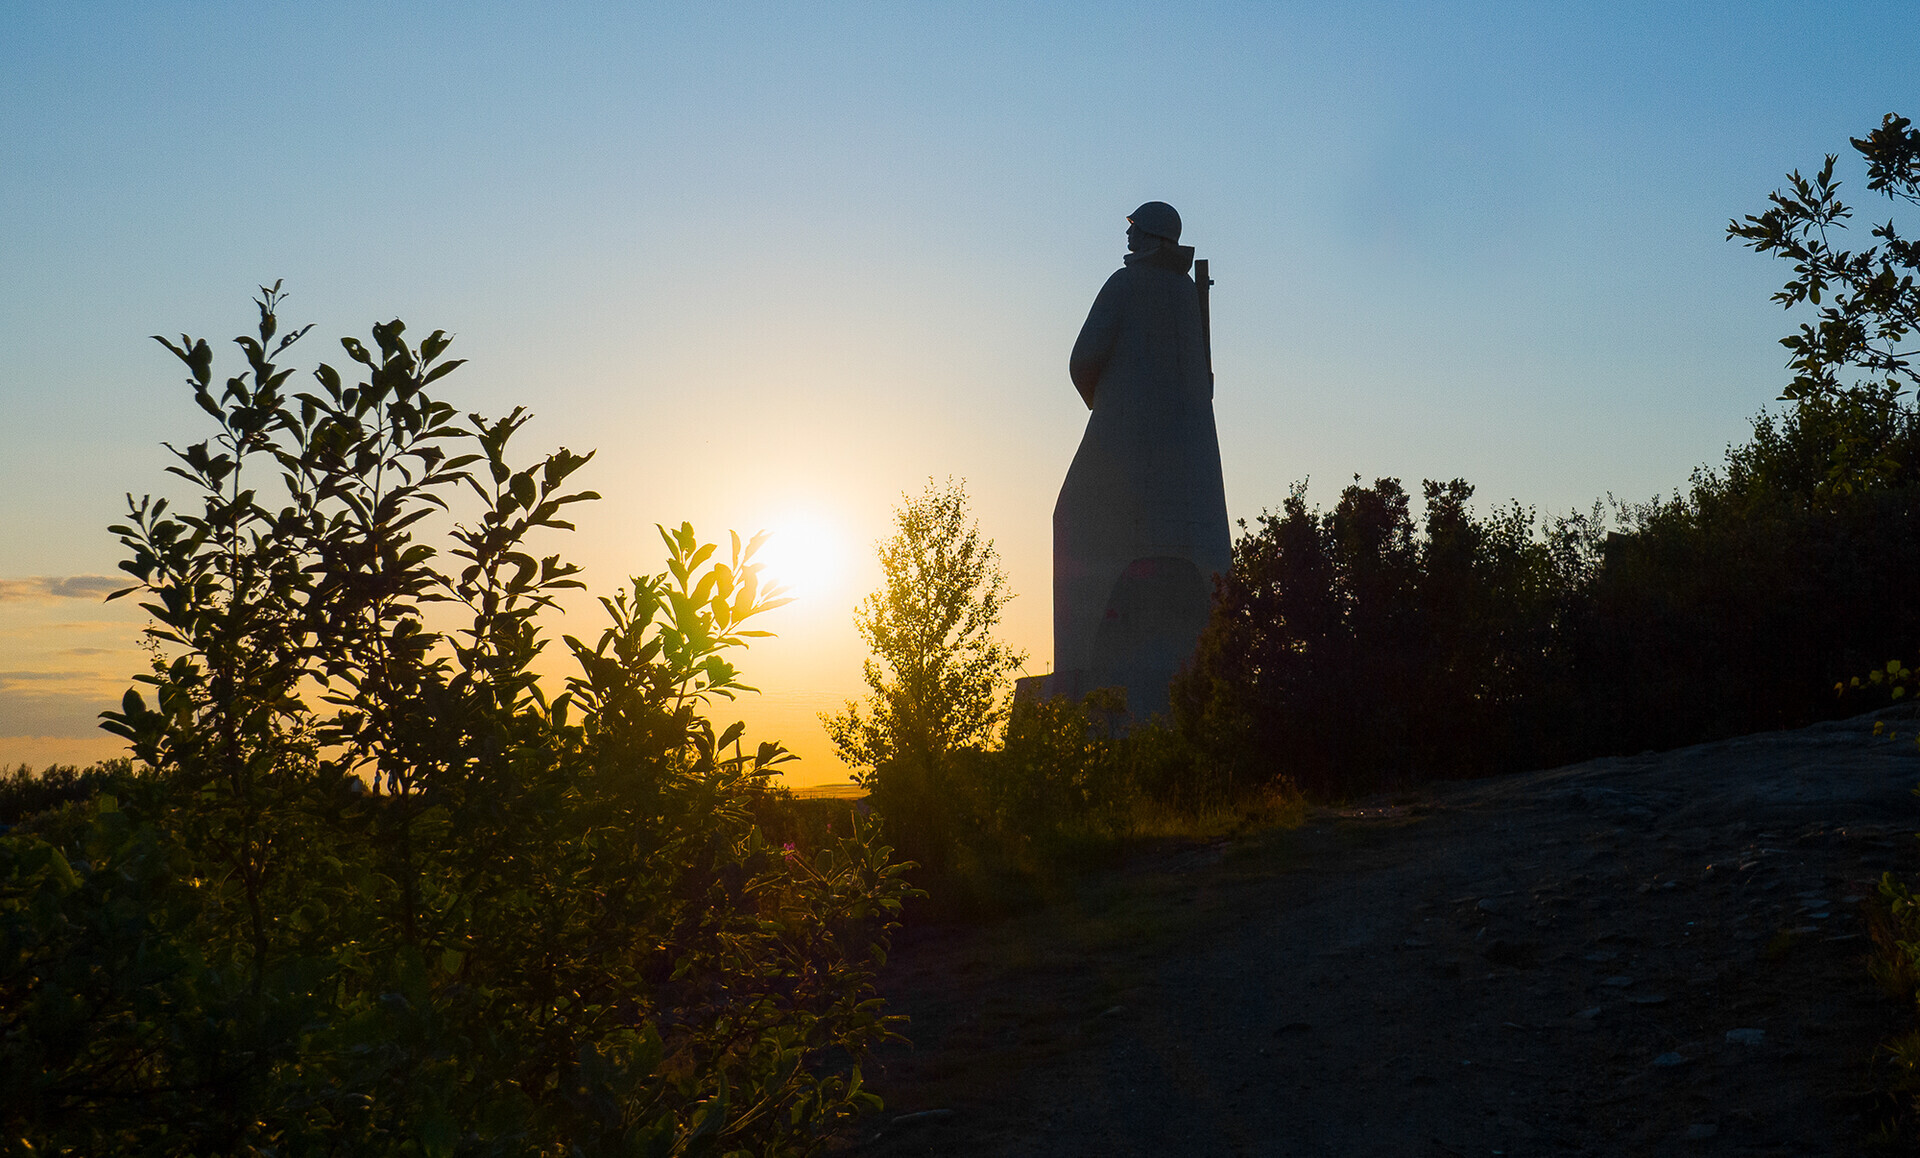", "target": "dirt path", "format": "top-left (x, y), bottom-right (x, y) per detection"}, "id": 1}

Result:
top-left (844, 712), bottom-right (1920, 1156)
